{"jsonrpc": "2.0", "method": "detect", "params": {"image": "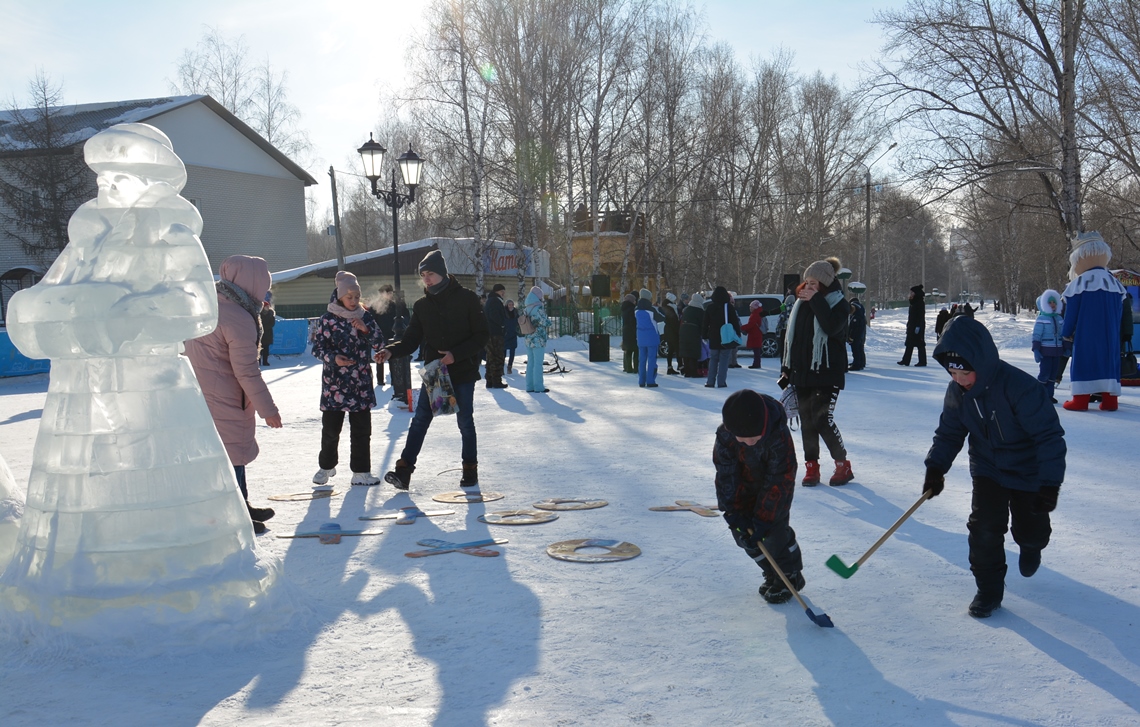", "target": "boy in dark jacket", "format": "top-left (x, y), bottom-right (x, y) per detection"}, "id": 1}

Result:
top-left (923, 316), bottom-right (1066, 618)
top-left (714, 389), bottom-right (805, 604)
